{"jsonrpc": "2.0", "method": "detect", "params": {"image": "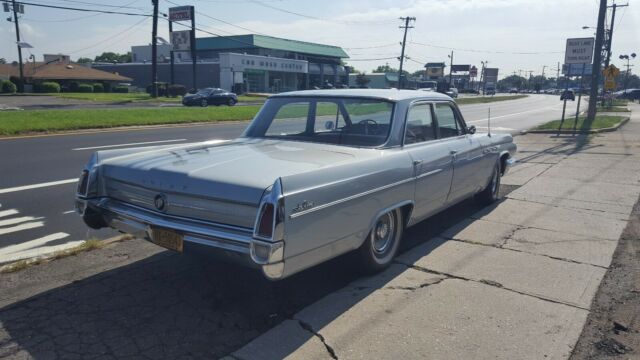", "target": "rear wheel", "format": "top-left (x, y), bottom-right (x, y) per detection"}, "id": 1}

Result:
top-left (358, 208), bottom-right (403, 273)
top-left (228, 98), bottom-right (237, 106)
top-left (475, 161), bottom-right (501, 205)
top-left (200, 99), bottom-right (208, 107)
